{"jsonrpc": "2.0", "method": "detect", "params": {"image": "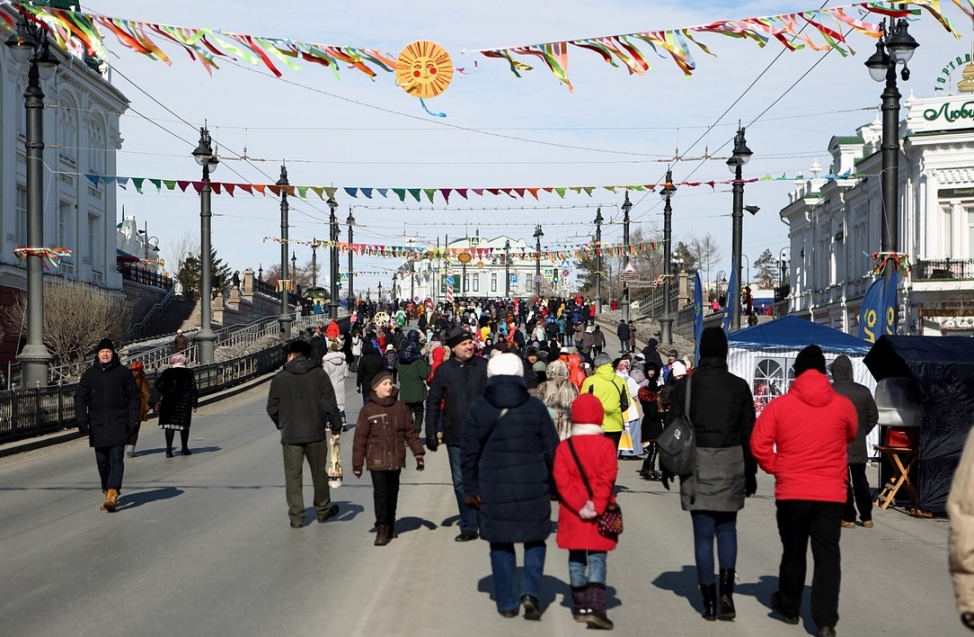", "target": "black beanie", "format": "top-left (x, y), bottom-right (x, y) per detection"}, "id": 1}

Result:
top-left (698, 327), bottom-right (728, 359)
top-left (793, 345), bottom-right (827, 377)
top-left (95, 338), bottom-right (115, 353)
